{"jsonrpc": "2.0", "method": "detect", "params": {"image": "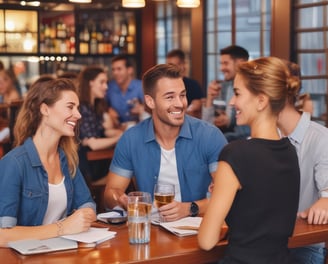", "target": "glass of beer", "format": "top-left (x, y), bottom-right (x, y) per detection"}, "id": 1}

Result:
top-left (154, 183), bottom-right (175, 209)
